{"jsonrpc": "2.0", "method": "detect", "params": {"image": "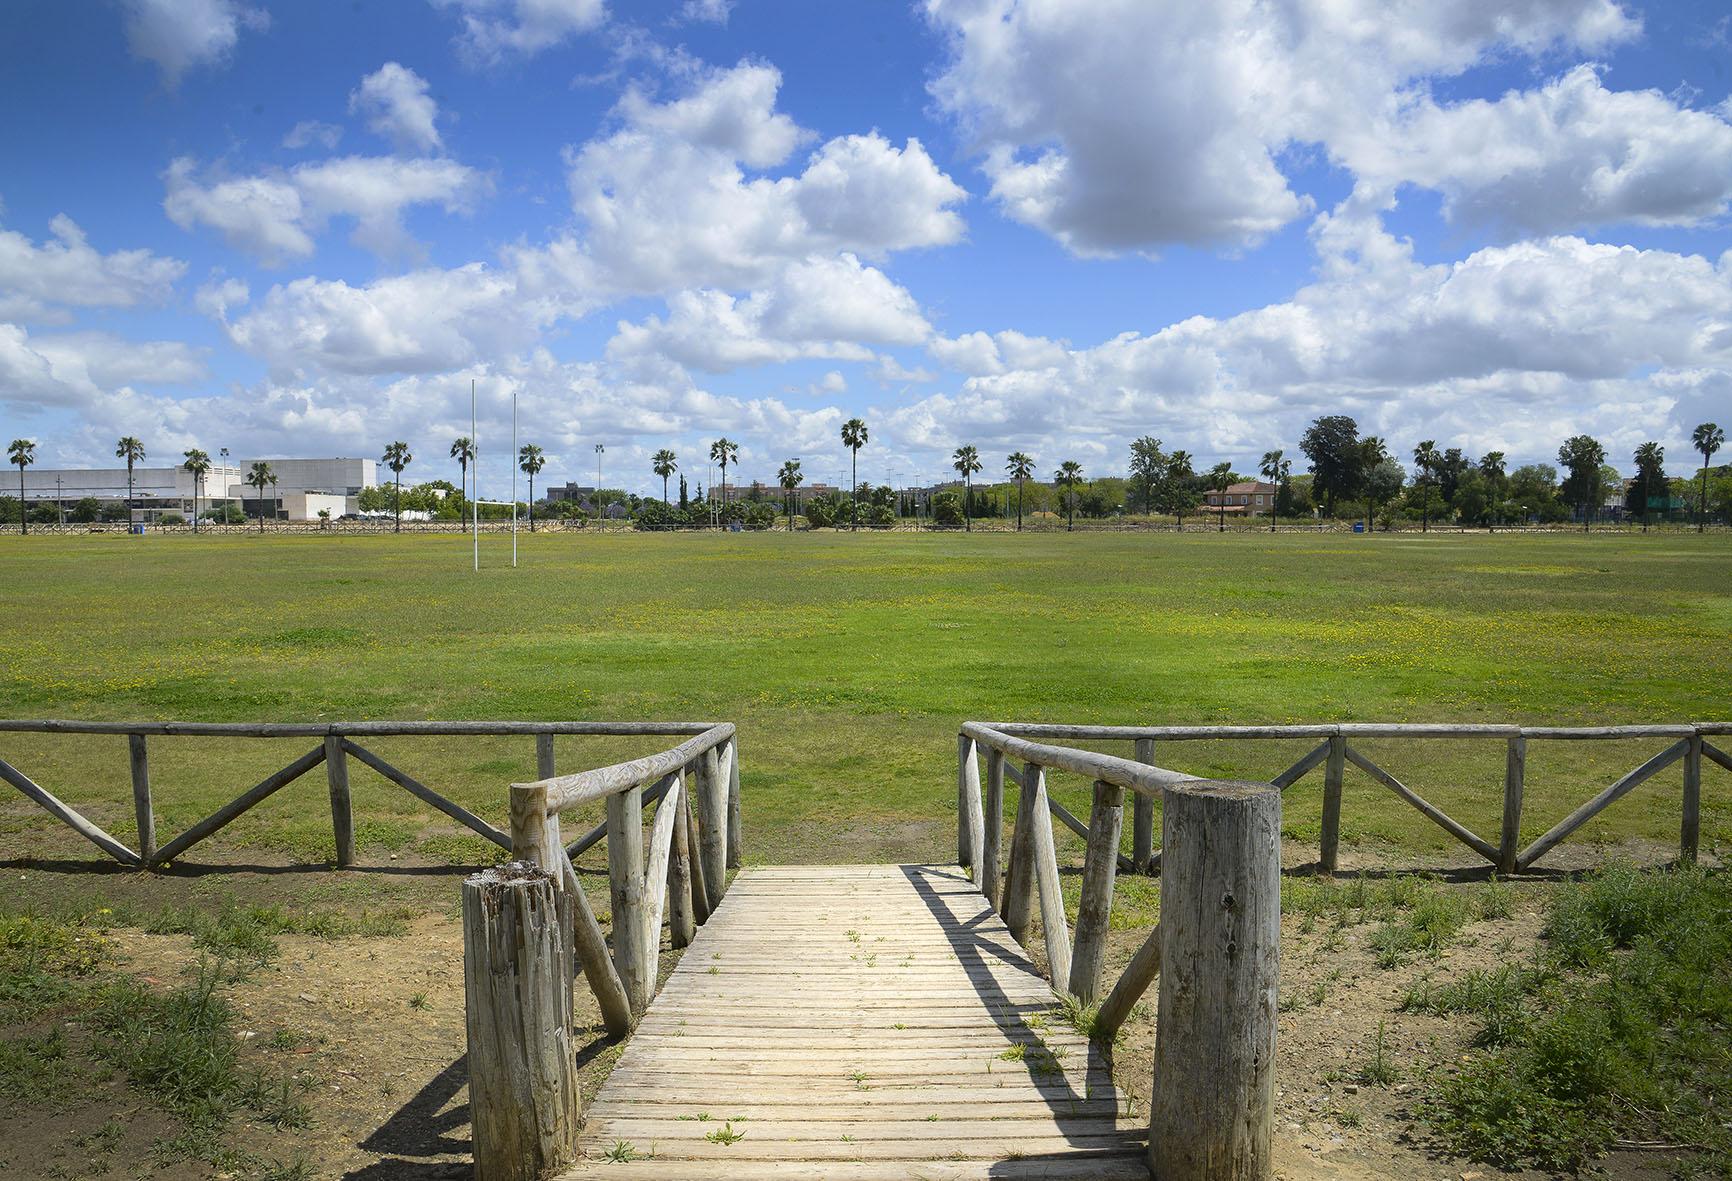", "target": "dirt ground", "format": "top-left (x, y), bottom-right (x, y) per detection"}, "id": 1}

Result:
top-left (0, 838), bottom-right (1710, 1180)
